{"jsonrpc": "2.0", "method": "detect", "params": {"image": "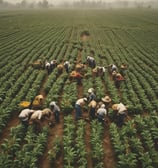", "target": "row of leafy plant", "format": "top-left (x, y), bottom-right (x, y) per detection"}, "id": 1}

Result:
top-left (110, 112), bottom-right (158, 168)
top-left (0, 124), bottom-right (48, 168)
